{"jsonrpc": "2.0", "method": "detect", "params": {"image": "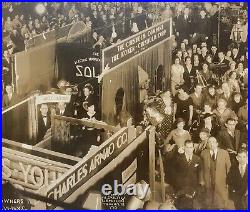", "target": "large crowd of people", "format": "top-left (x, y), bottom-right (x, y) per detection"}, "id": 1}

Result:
top-left (2, 2), bottom-right (248, 210)
top-left (137, 3), bottom-right (248, 210)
